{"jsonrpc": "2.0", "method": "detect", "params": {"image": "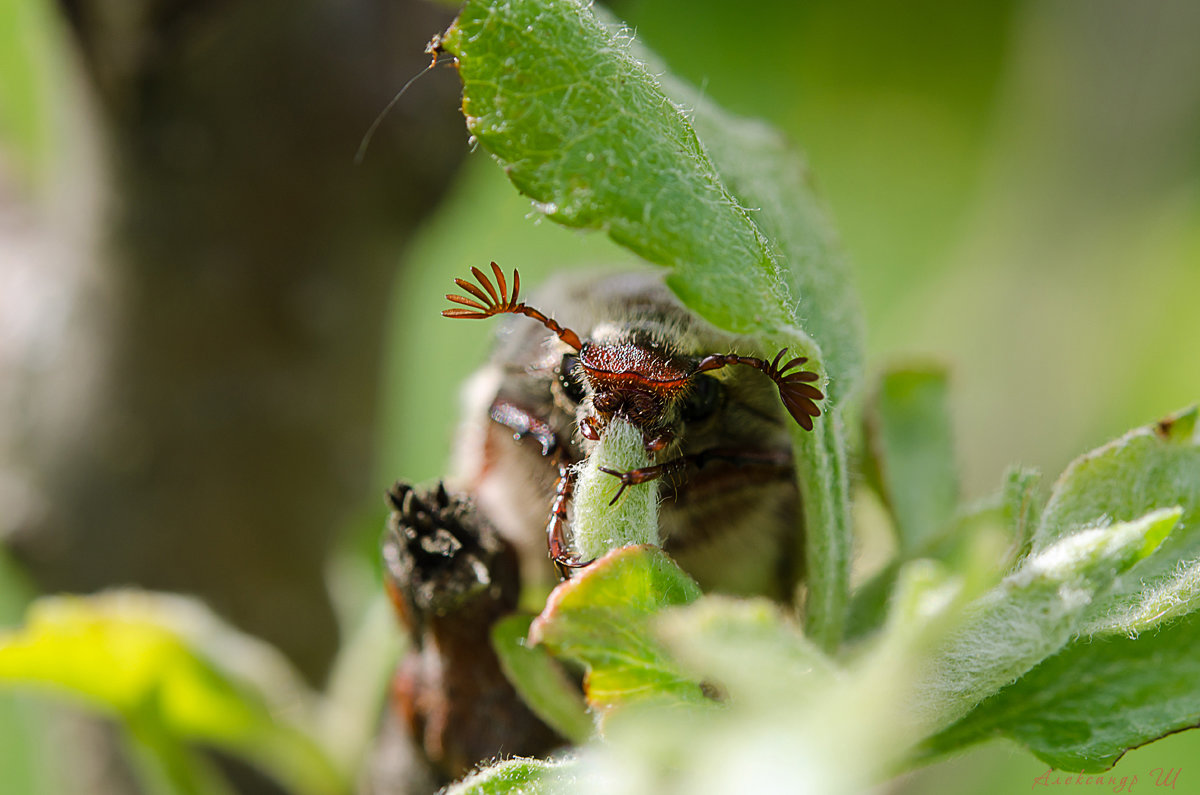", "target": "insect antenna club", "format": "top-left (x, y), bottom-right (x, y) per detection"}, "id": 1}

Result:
top-left (433, 261), bottom-right (824, 593)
